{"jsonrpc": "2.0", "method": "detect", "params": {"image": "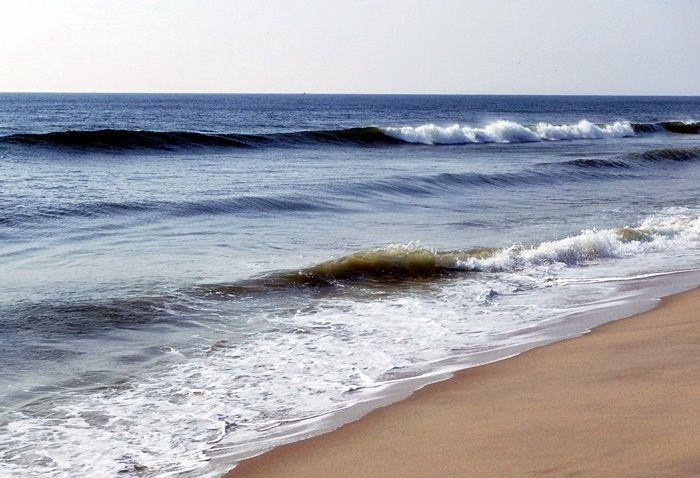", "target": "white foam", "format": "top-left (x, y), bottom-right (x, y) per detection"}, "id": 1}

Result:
top-left (383, 119), bottom-right (635, 145)
top-left (460, 212), bottom-right (699, 272)
top-left (343, 211), bottom-right (699, 275)
top-left (535, 120), bottom-right (634, 140)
